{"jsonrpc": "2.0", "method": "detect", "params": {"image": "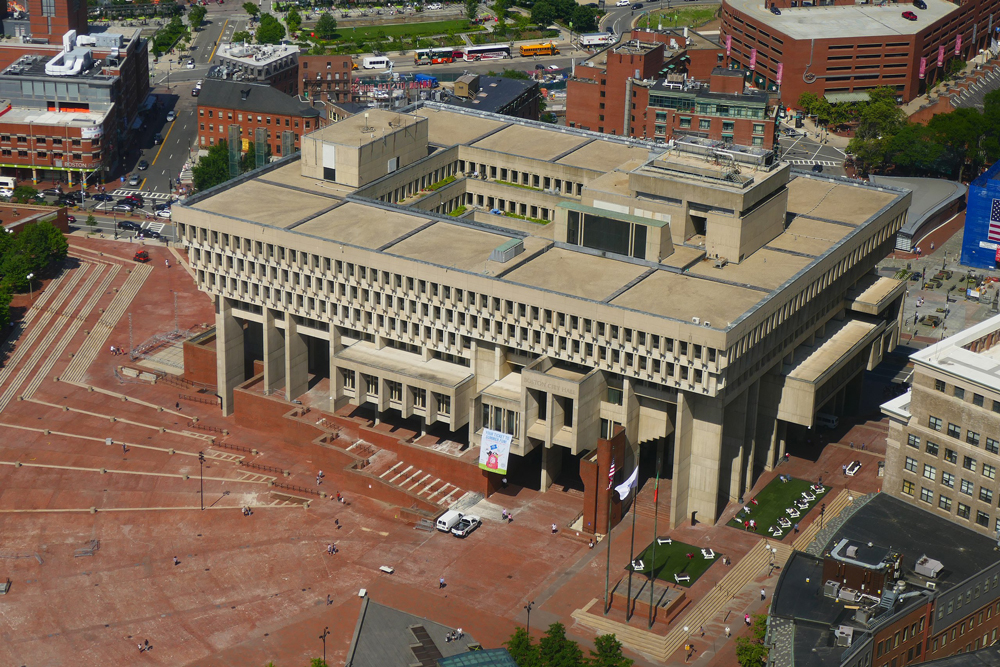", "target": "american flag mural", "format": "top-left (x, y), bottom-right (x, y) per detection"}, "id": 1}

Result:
top-left (989, 198), bottom-right (1000, 242)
